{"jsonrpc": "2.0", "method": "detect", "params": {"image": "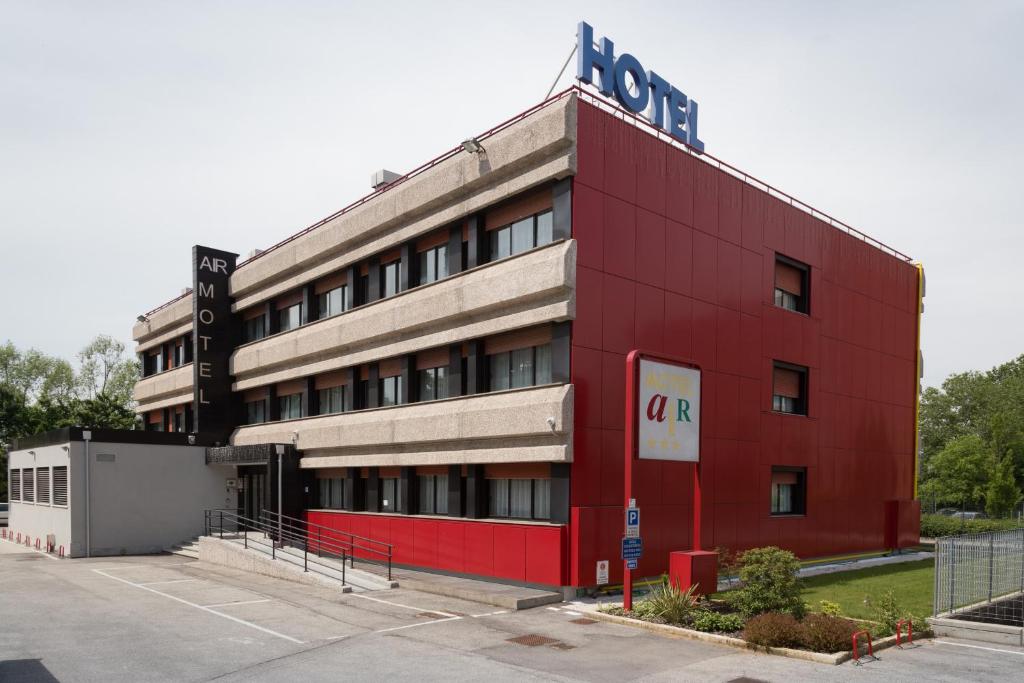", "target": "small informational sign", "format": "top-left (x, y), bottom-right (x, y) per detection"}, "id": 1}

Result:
top-left (621, 537), bottom-right (643, 560)
top-left (596, 560), bottom-right (609, 585)
top-left (625, 507), bottom-right (640, 539)
top-left (626, 558), bottom-right (638, 570)
top-left (225, 478), bottom-right (237, 488)
top-left (637, 357), bottom-right (701, 462)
